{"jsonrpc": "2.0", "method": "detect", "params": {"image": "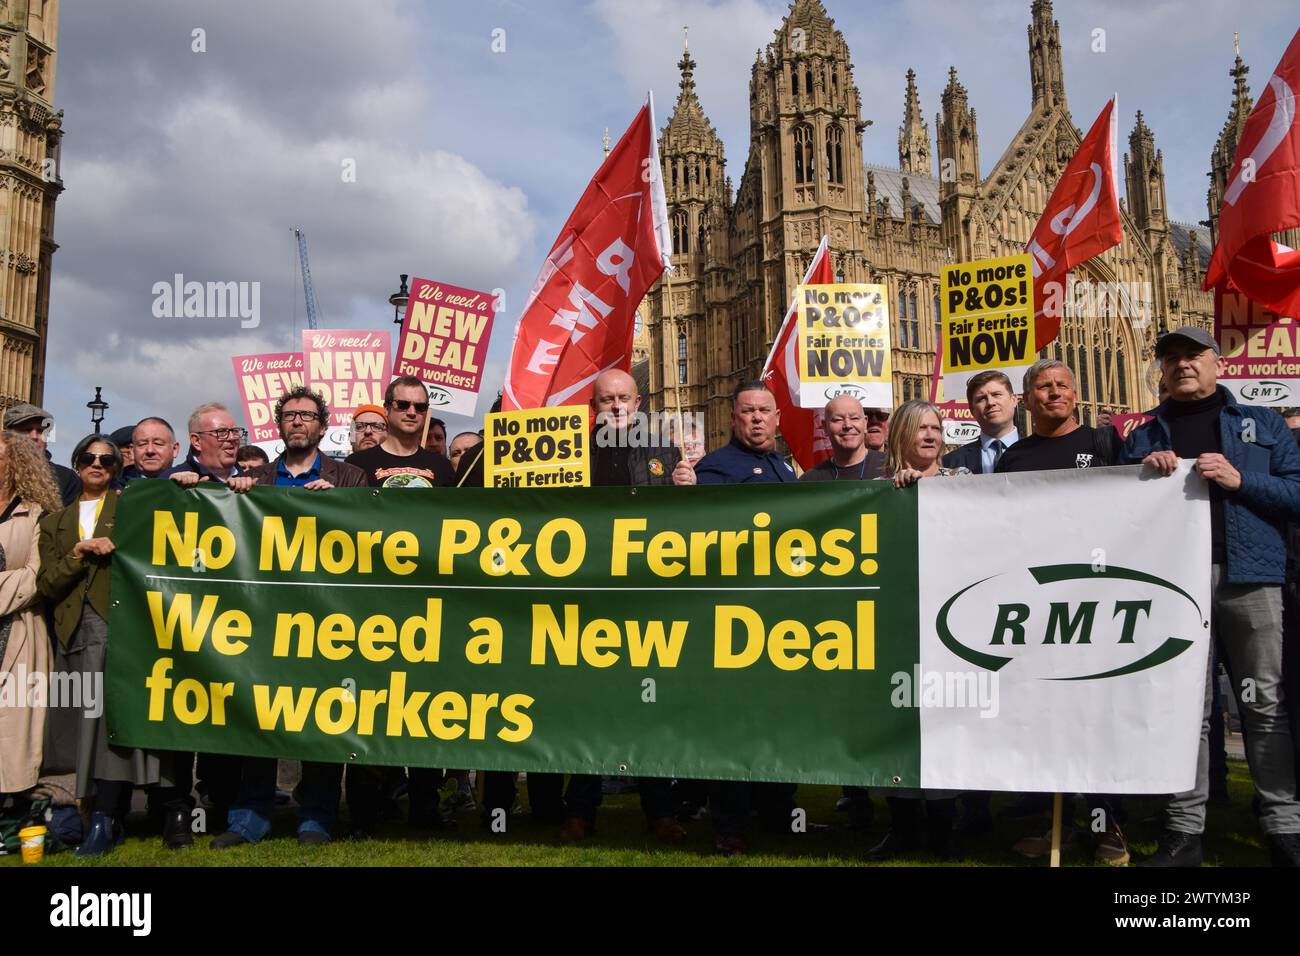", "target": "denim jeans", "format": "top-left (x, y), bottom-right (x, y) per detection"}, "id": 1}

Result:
top-left (226, 758), bottom-right (341, 841)
top-left (1166, 566), bottom-right (1300, 835)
